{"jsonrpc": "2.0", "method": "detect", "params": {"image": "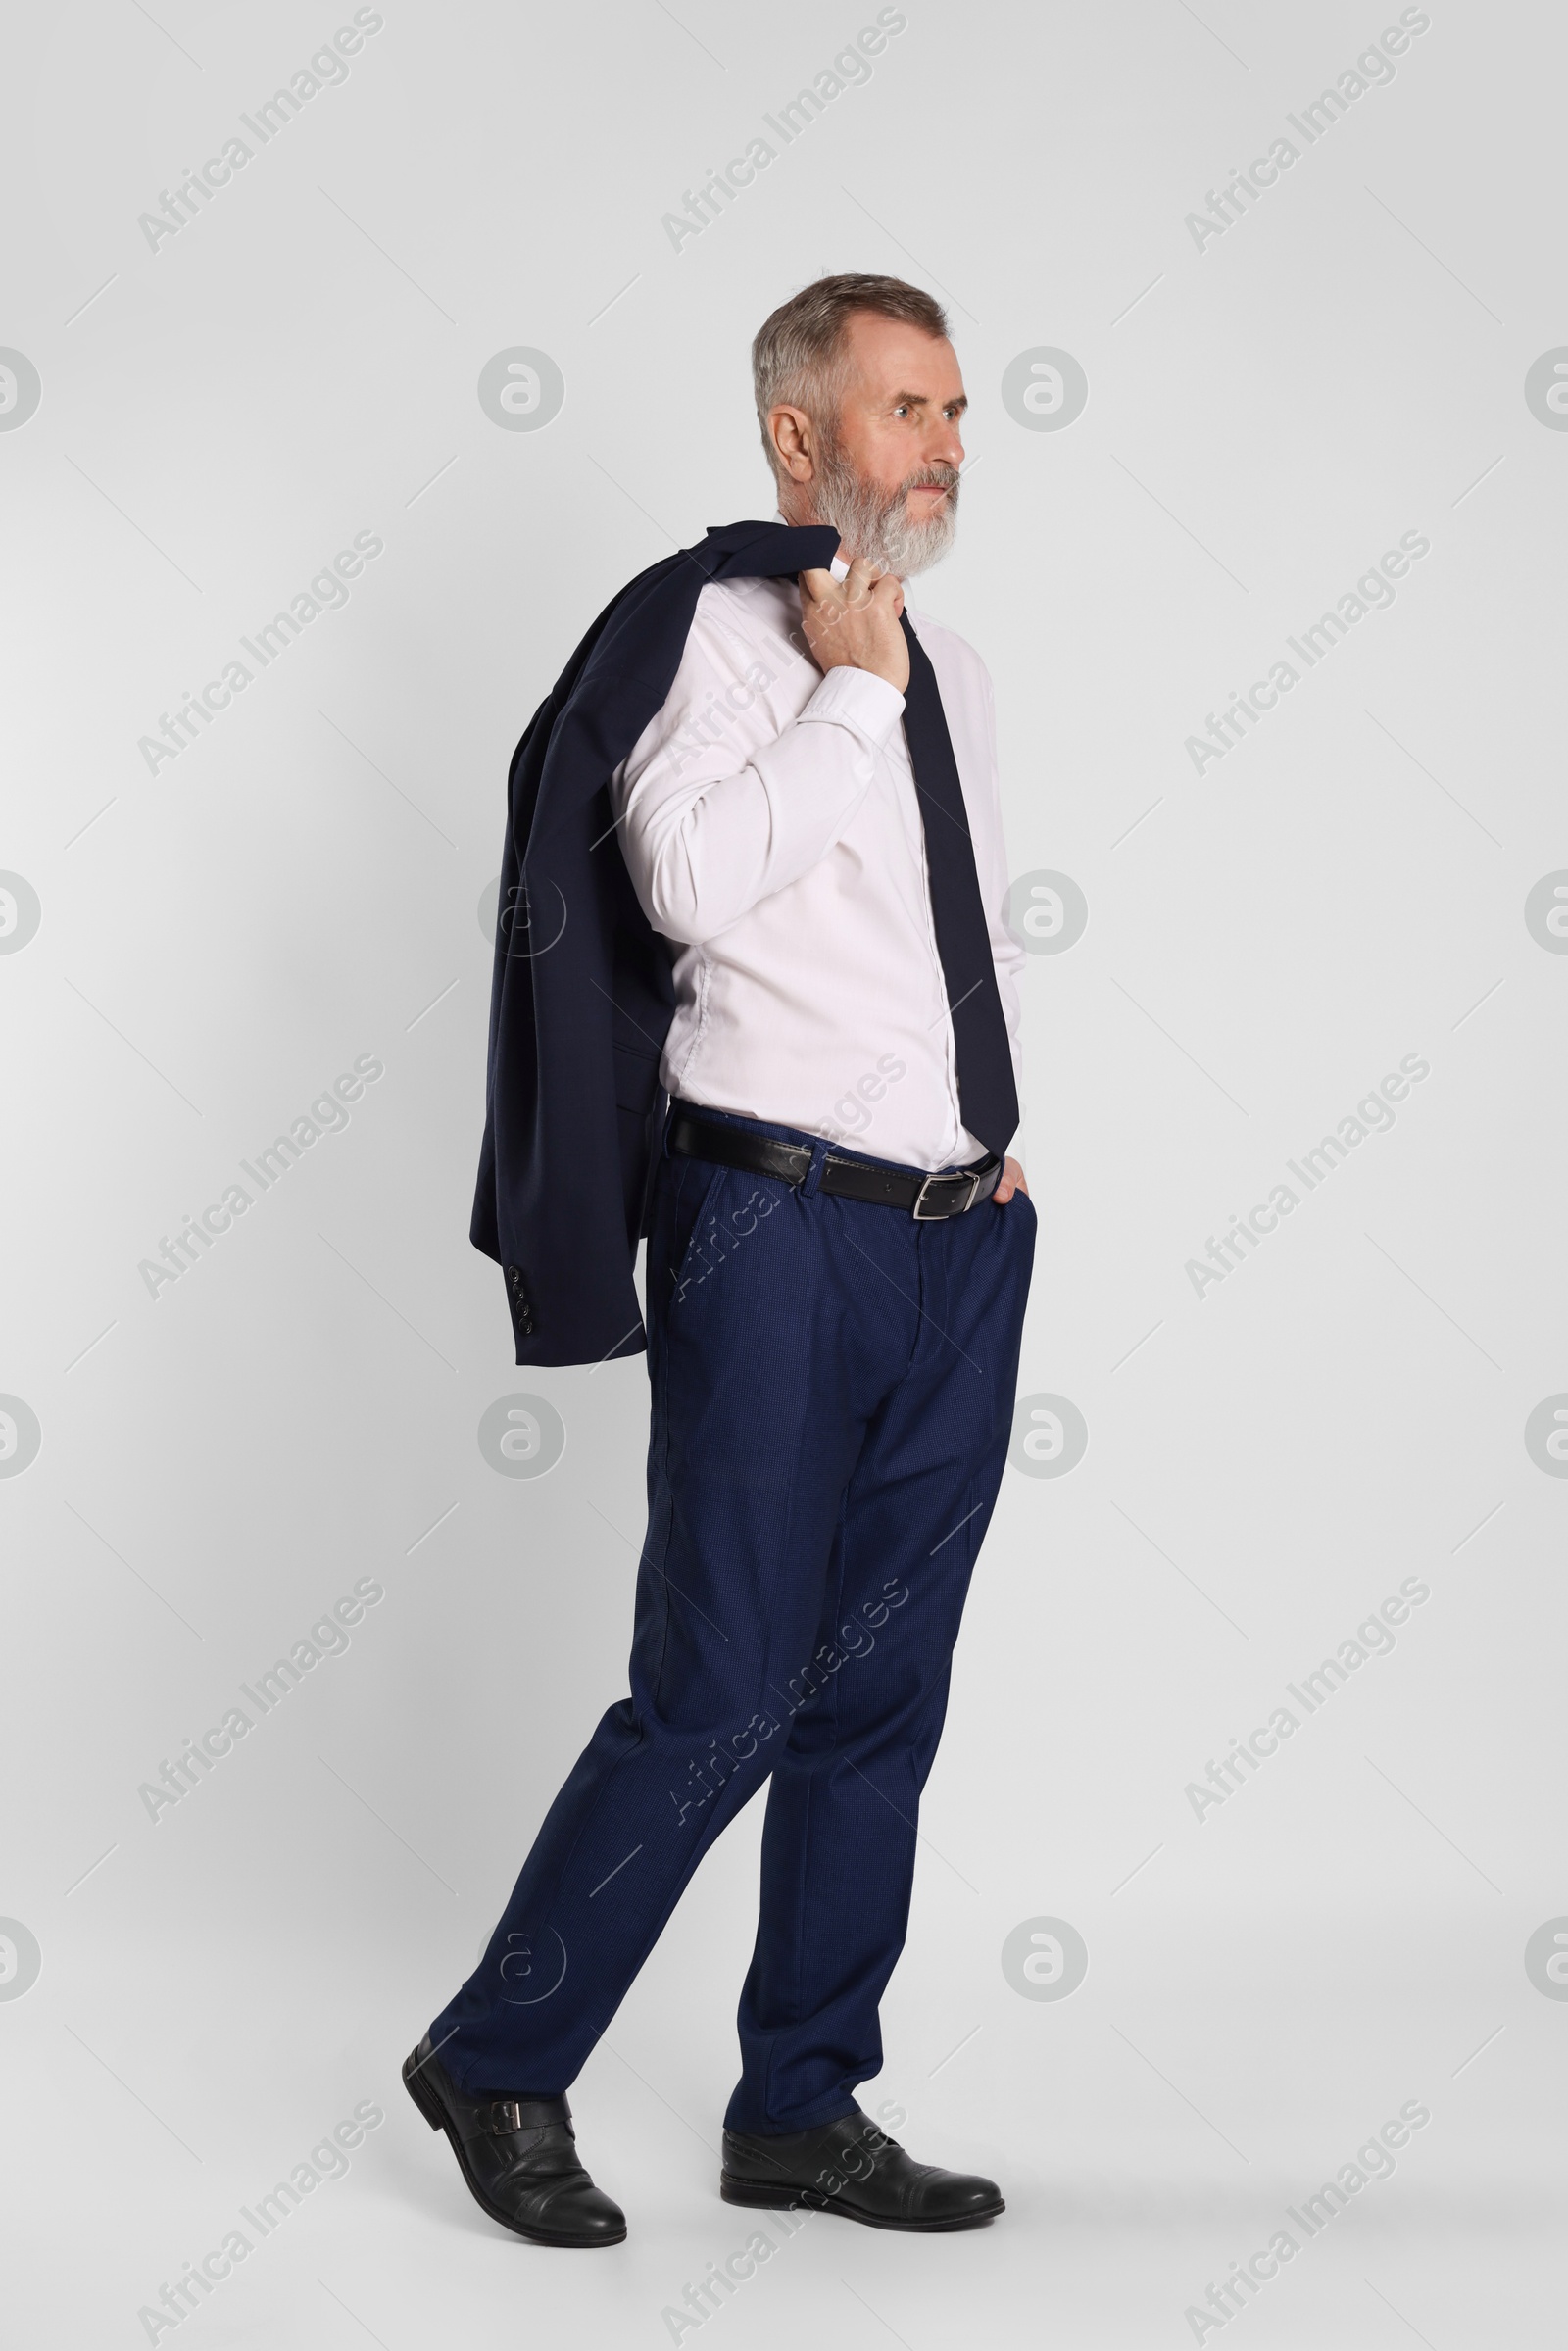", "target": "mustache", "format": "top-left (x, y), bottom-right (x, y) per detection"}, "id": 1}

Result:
top-left (902, 465), bottom-right (960, 502)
